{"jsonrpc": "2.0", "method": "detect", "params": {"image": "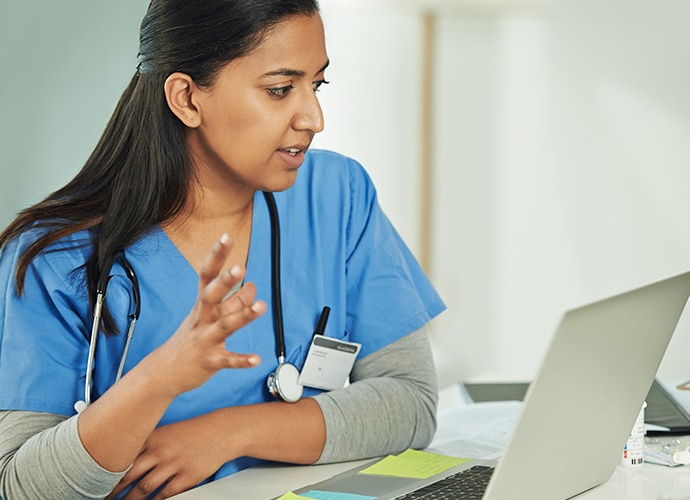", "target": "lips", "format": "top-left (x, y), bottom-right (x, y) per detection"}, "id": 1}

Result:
top-left (279, 144), bottom-right (308, 156)
top-left (277, 145), bottom-right (308, 169)
top-left (284, 148), bottom-right (302, 156)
